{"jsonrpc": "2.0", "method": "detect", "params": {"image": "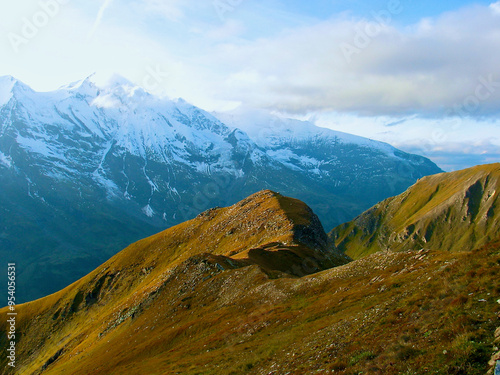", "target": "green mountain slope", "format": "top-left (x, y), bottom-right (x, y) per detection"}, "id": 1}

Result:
top-left (329, 163), bottom-right (500, 259)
